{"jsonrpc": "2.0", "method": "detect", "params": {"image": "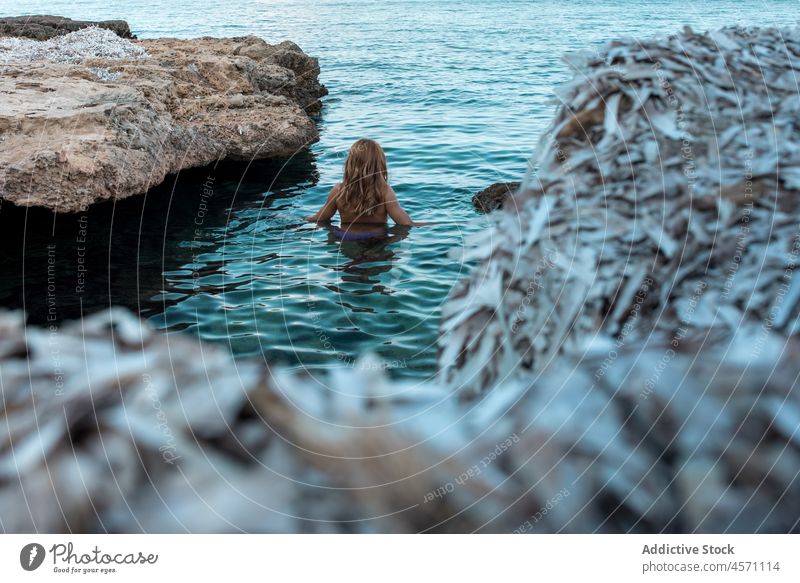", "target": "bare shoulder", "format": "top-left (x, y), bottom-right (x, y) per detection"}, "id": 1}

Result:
top-left (382, 182), bottom-right (397, 202)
